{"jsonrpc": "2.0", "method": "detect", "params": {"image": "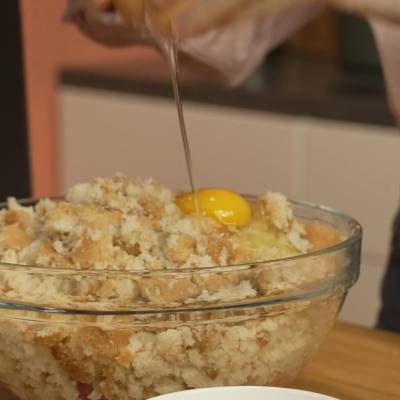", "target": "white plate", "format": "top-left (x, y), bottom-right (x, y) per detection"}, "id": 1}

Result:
top-left (149, 387), bottom-right (337, 400)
